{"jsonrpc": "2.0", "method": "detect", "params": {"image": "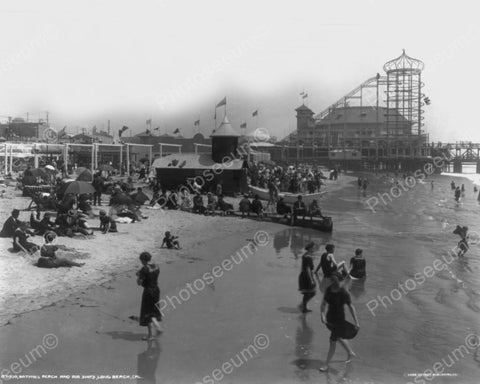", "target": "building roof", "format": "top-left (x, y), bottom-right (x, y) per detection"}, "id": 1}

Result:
top-left (210, 116), bottom-right (240, 137)
top-left (317, 106), bottom-right (410, 125)
top-left (295, 104), bottom-right (314, 114)
top-left (152, 153), bottom-right (246, 170)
